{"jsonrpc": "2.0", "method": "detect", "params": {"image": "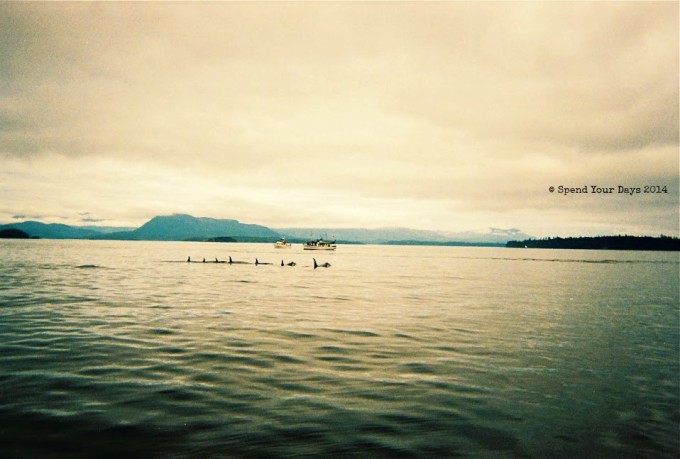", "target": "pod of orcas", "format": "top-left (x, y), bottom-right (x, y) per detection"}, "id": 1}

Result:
top-left (186, 256), bottom-right (330, 269)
